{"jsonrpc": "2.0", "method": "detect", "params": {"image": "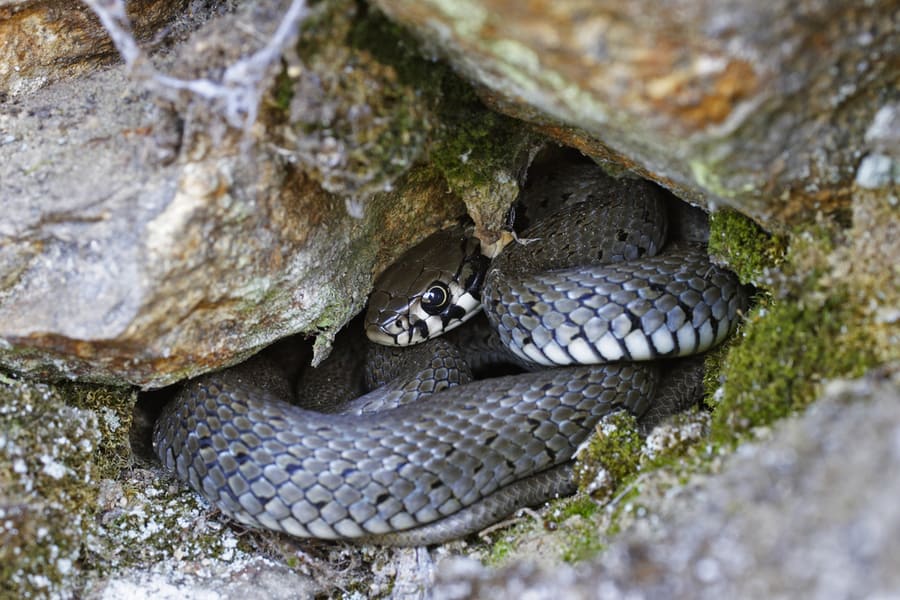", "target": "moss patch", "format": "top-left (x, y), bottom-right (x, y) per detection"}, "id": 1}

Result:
top-left (270, 67), bottom-right (295, 113)
top-left (573, 411), bottom-right (643, 502)
top-left (708, 208), bottom-right (787, 285)
top-left (428, 79), bottom-right (531, 216)
top-left (58, 383), bottom-right (134, 480)
top-left (478, 407), bottom-right (718, 566)
top-left (279, 0), bottom-right (435, 201)
top-left (348, 0), bottom-right (536, 222)
top-left (471, 194), bottom-right (892, 569)
top-left (282, 0), bottom-right (537, 226)
top-left (710, 221), bottom-right (882, 441)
